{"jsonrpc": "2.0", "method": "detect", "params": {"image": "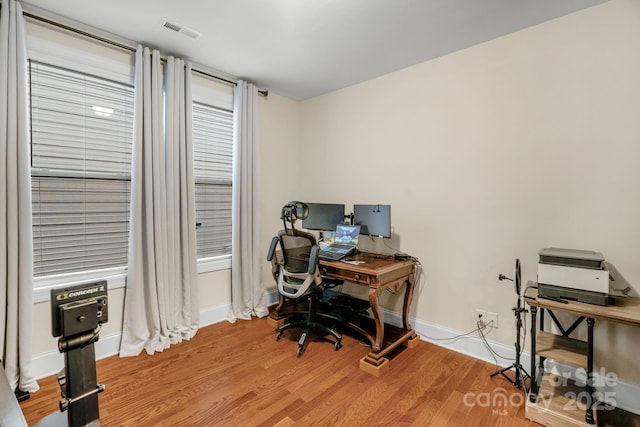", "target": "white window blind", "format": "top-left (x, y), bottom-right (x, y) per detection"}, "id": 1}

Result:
top-left (30, 61), bottom-right (134, 277)
top-left (192, 102), bottom-right (233, 258)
